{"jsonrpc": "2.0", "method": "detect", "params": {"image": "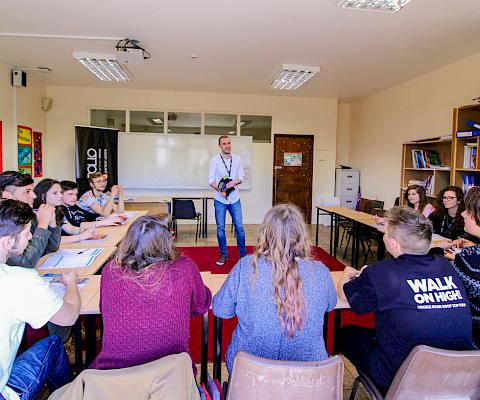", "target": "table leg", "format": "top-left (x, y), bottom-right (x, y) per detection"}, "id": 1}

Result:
top-left (84, 315), bottom-right (97, 367)
top-left (74, 317), bottom-right (83, 371)
top-left (332, 310), bottom-right (342, 354)
top-left (316, 208), bottom-right (320, 247)
top-left (200, 313), bottom-right (208, 385)
top-left (329, 213), bottom-right (334, 255)
top-left (334, 214), bottom-right (339, 258)
top-left (352, 221), bottom-right (359, 269)
top-left (213, 316), bottom-right (223, 382)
